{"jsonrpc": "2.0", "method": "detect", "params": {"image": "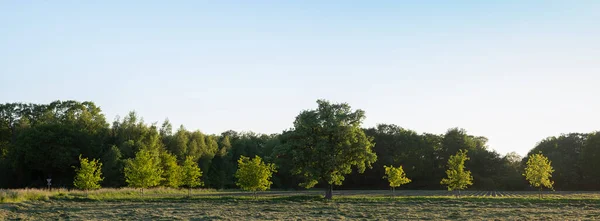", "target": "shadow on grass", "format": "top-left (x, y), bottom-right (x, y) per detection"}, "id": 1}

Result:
top-left (331, 195), bottom-right (600, 206)
top-left (8, 190), bottom-right (600, 206)
top-left (58, 194), bottom-right (326, 204)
